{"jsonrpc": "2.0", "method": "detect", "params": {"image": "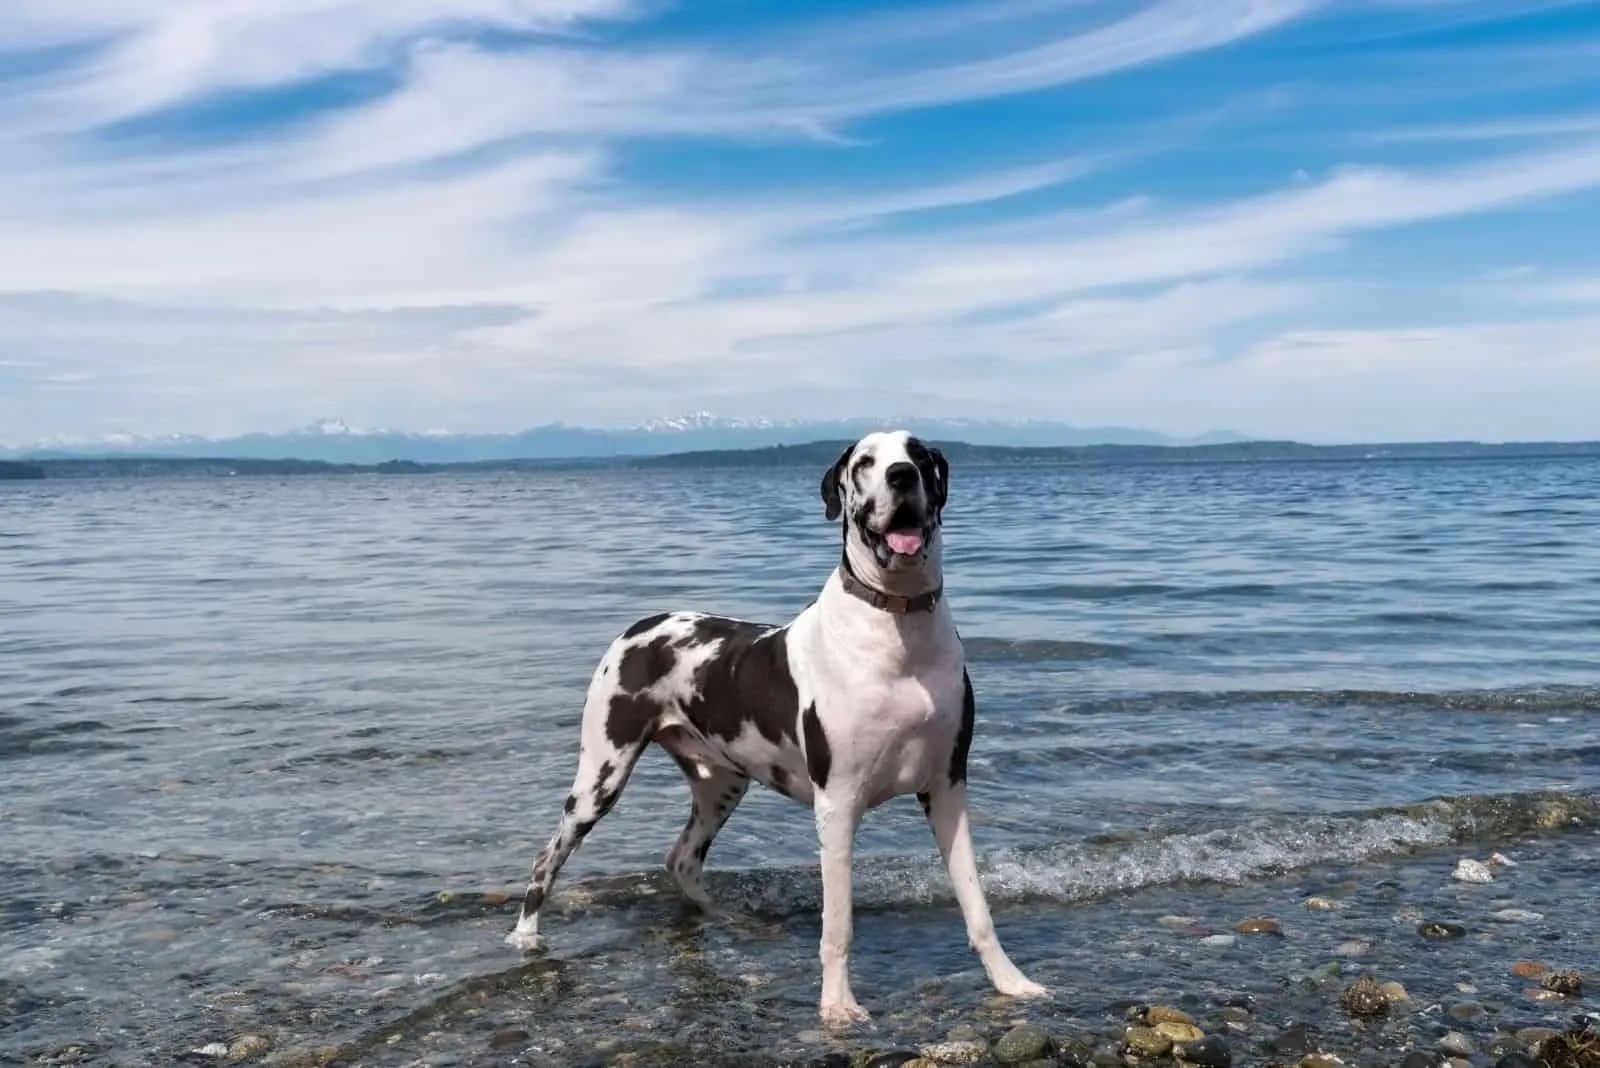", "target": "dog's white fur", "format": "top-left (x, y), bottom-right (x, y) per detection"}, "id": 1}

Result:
top-left (507, 430), bottom-right (1045, 1025)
